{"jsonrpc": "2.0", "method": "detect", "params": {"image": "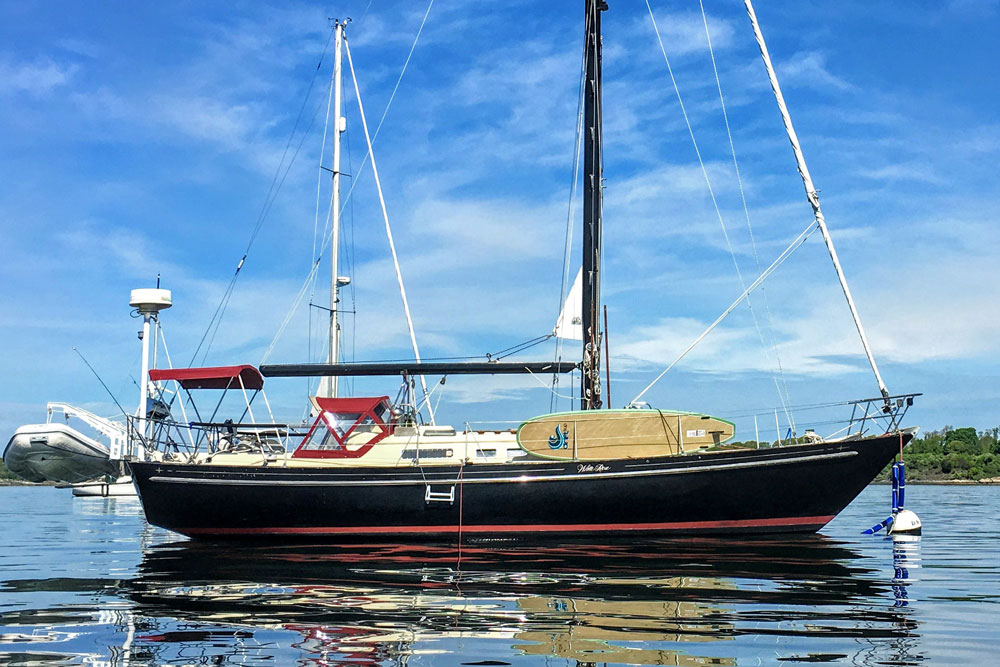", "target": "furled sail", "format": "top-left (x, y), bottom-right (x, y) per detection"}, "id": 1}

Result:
top-left (553, 268), bottom-right (583, 341)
